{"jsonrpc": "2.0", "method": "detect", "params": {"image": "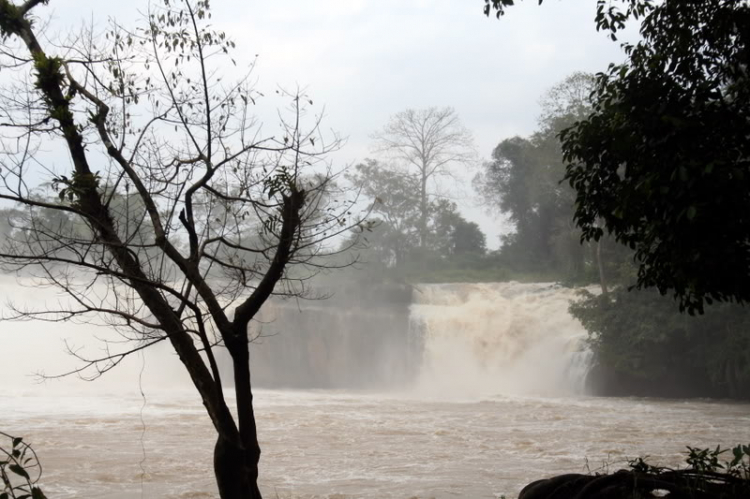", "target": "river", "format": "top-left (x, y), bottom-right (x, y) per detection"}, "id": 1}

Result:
top-left (2, 278), bottom-right (749, 498)
top-left (3, 389), bottom-right (750, 498)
